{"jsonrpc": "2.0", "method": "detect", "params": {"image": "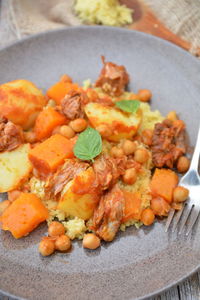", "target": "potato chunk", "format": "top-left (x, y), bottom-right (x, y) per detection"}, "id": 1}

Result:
top-left (58, 167), bottom-right (100, 220)
top-left (84, 102), bottom-right (142, 141)
top-left (0, 80), bottom-right (46, 129)
top-left (0, 144), bottom-right (32, 192)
